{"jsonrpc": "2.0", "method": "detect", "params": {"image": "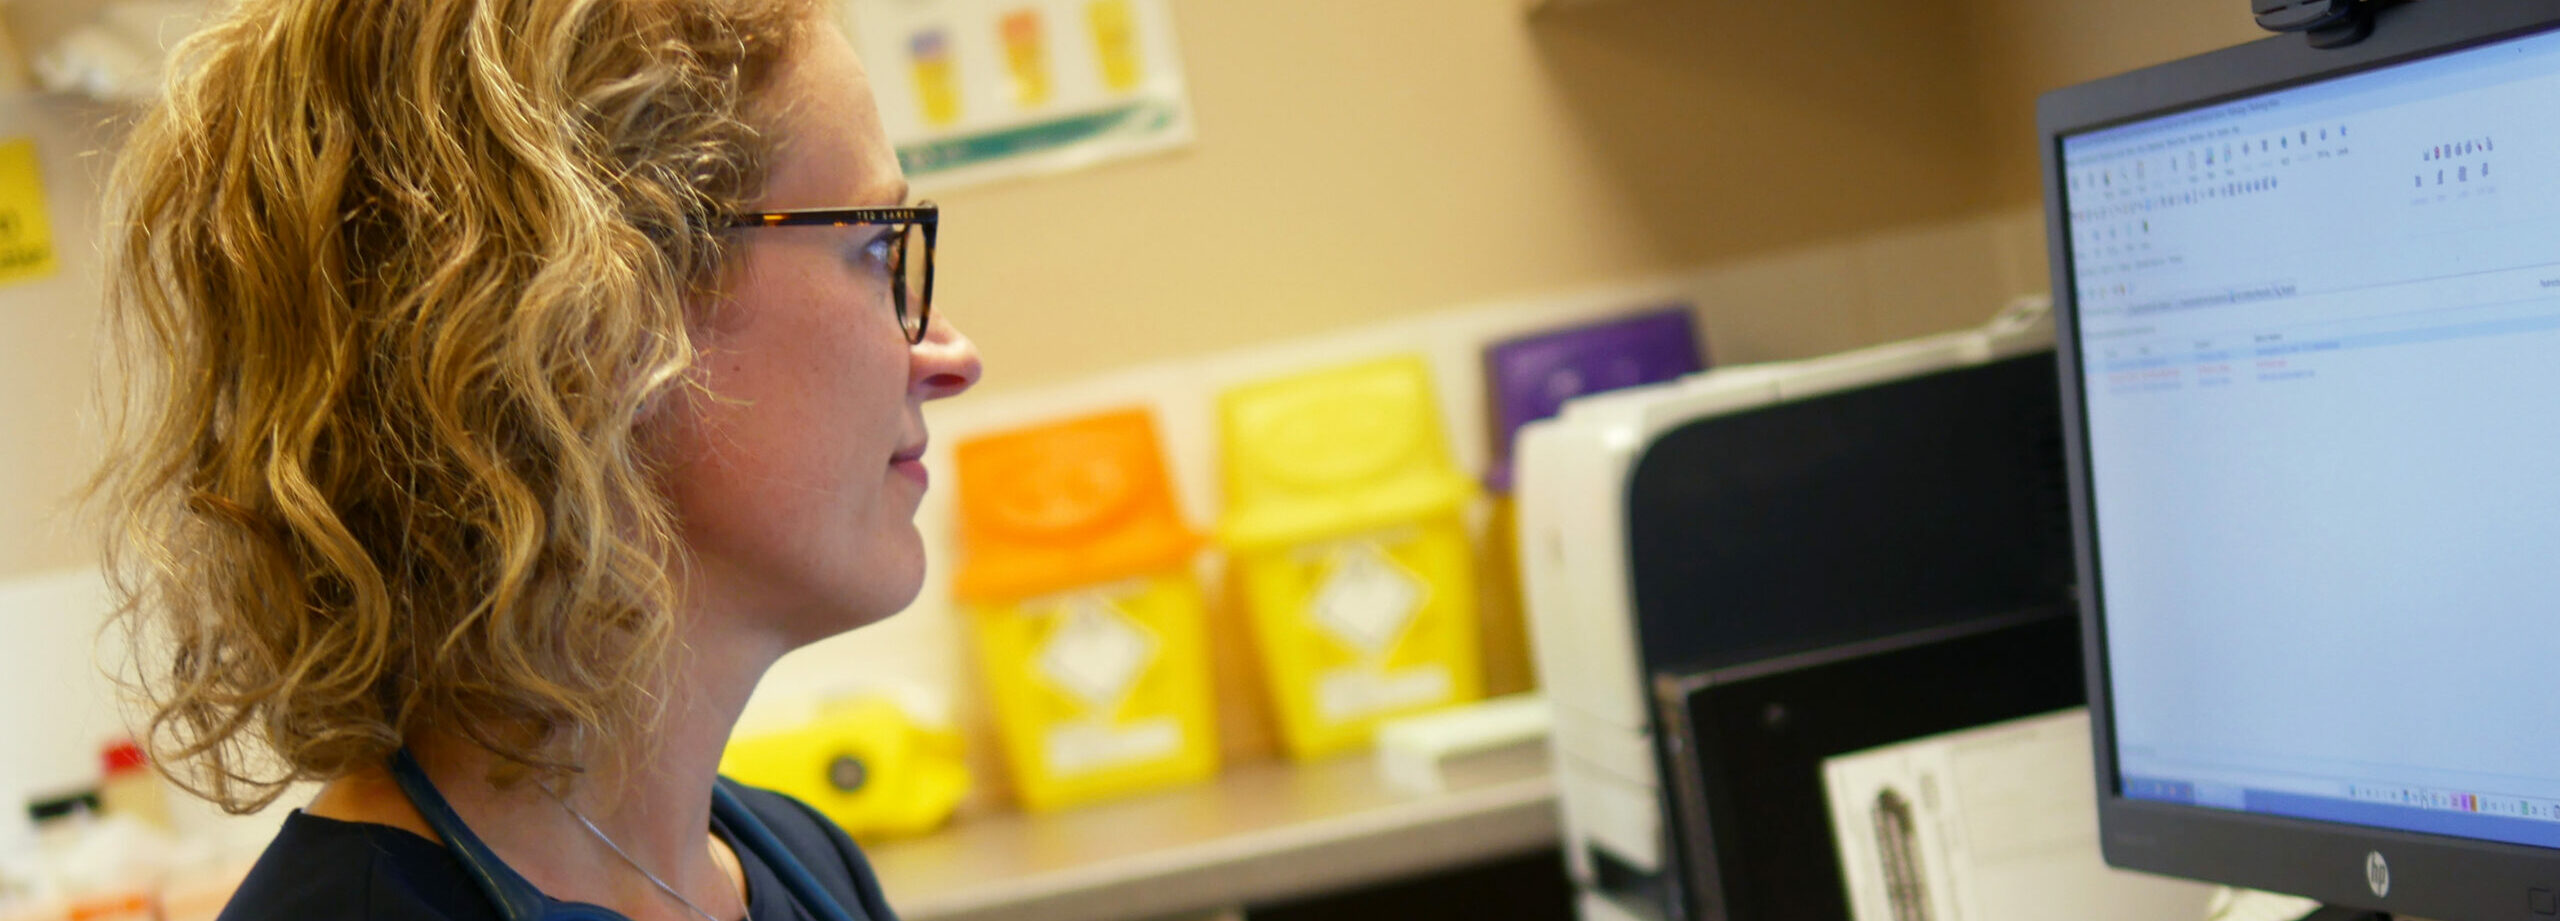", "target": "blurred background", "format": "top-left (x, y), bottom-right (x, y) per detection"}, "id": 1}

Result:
top-left (0, 1), bottom-right (2264, 919)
